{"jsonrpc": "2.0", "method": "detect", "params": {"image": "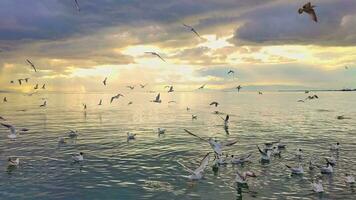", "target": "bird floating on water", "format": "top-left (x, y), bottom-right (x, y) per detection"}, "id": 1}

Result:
top-left (67, 129), bottom-right (78, 138)
top-left (257, 145), bottom-right (272, 162)
top-left (8, 157), bottom-right (20, 166)
top-left (230, 154), bottom-right (252, 164)
top-left (345, 174), bottom-right (355, 184)
top-left (311, 179), bottom-right (324, 193)
top-left (158, 128), bottom-right (166, 135)
top-left (330, 142), bottom-right (340, 151)
top-left (127, 132), bottom-right (136, 141)
top-left (235, 170), bottom-right (257, 184)
top-left (298, 2), bottom-right (318, 22)
top-left (286, 164), bottom-right (304, 175)
top-left (72, 152), bottom-right (84, 162)
top-left (192, 115), bottom-right (197, 120)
